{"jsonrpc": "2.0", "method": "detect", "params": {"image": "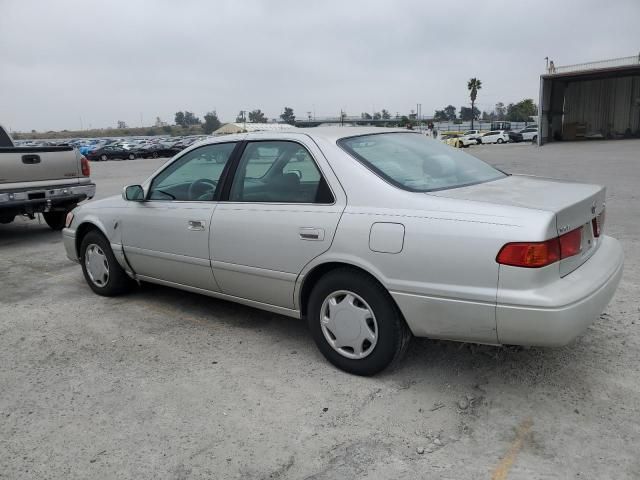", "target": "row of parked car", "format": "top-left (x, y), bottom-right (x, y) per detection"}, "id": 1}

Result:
top-left (15, 135), bottom-right (211, 161)
top-left (440, 125), bottom-right (538, 148)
